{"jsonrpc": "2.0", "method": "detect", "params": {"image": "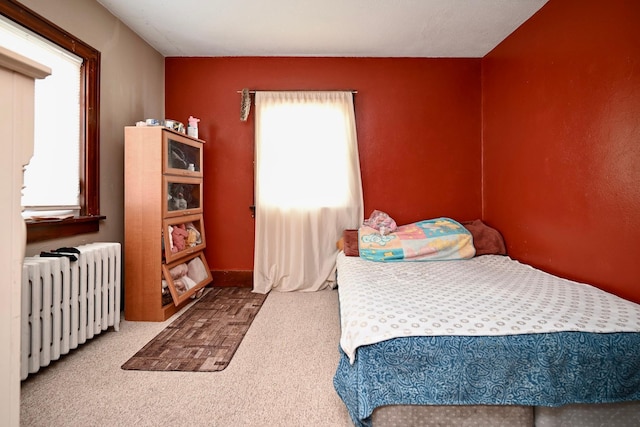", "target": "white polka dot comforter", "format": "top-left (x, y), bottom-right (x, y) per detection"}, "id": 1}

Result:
top-left (337, 252), bottom-right (640, 364)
